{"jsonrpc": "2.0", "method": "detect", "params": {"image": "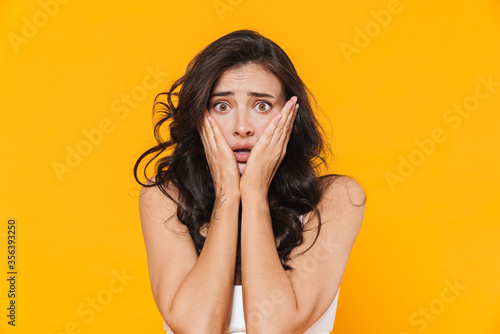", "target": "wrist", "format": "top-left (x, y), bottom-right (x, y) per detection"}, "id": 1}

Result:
top-left (213, 179), bottom-right (240, 195)
top-left (240, 176), bottom-right (267, 195)
top-left (240, 185), bottom-right (267, 200)
top-left (216, 187), bottom-right (240, 200)
top-left (213, 170), bottom-right (240, 192)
